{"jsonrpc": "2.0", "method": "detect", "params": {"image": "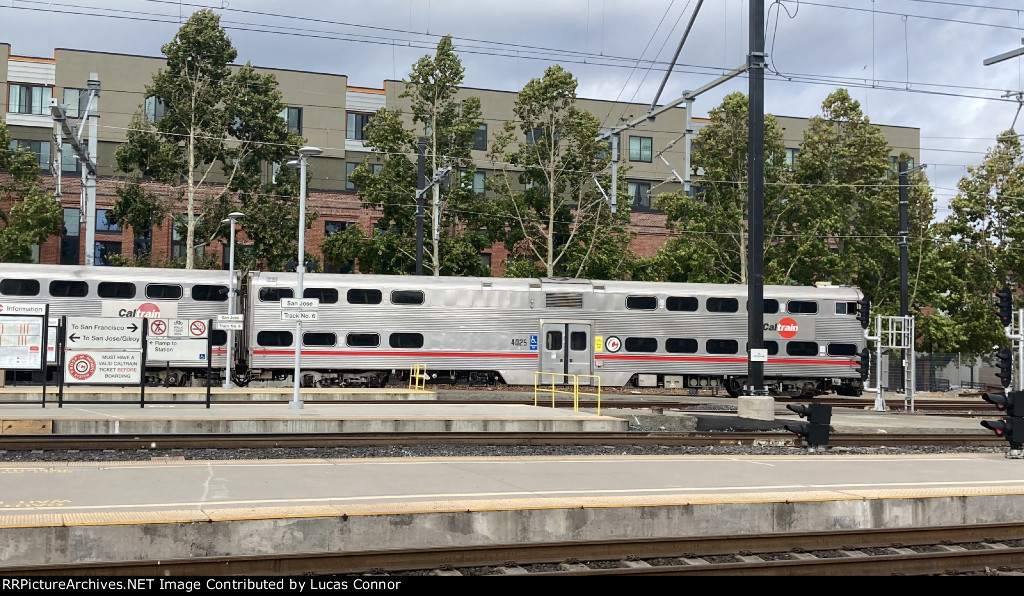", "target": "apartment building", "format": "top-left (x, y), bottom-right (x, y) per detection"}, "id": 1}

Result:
top-left (1, 43), bottom-right (922, 273)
